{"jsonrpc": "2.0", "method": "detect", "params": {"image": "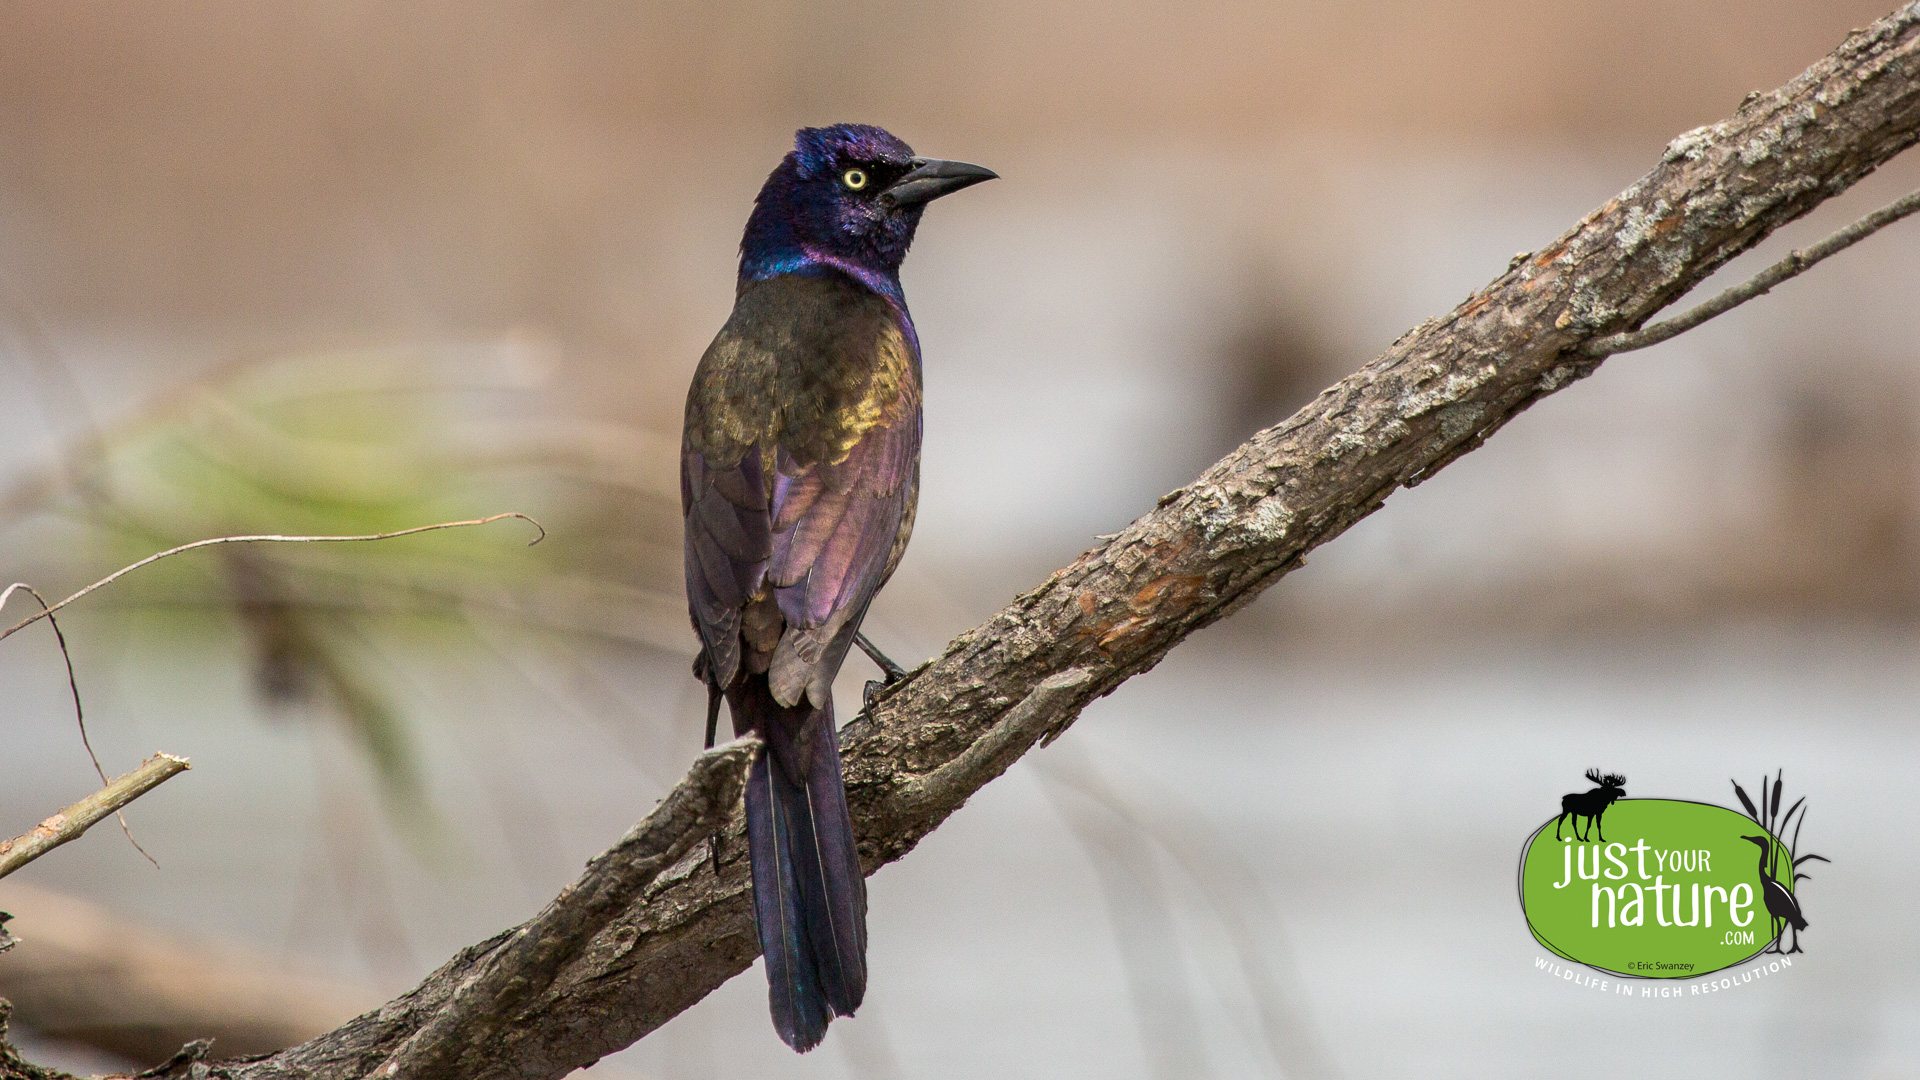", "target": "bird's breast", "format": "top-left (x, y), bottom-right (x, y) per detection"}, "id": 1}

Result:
top-left (685, 272), bottom-right (922, 473)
